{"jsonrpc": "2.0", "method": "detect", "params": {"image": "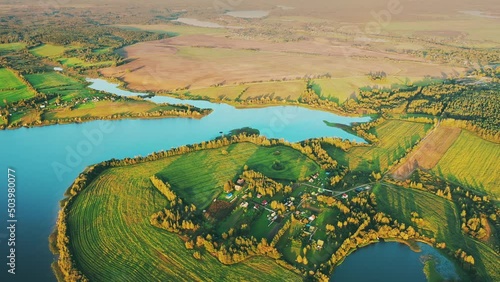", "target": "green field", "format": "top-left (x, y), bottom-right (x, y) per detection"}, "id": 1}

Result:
top-left (245, 146), bottom-right (319, 180)
top-left (347, 120), bottom-right (431, 172)
top-left (25, 72), bottom-right (93, 100)
top-left (240, 80), bottom-right (307, 101)
top-left (157, 143), bottom-right (319, 209)
top-left (67, 158), bottom-right (301, 282)
top-left (0, 68), bottom-right (35, 105)
top-left (30, 44), bottom-right (113, 68)
top-left (373, 184), bottom-right (499, 281)
top-left (433, 131), bottom-right (500, 197)
top-left (26, 72), bottom-right (82, 90)
top-left (0, 42), bottom-right (26, 55)
top-left (30, 44), bottom-right (69, 58)
top-left (311, 76), bottom-right (418, 102)
top-left (58, 57), bottom-right (113, 68)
